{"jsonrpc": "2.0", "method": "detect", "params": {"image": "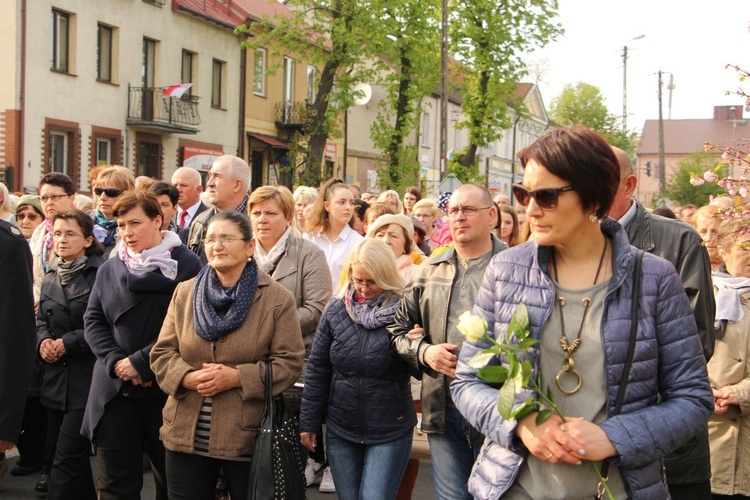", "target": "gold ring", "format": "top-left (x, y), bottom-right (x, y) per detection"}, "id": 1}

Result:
top-left (547, 452), bottom-right (554, 460)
